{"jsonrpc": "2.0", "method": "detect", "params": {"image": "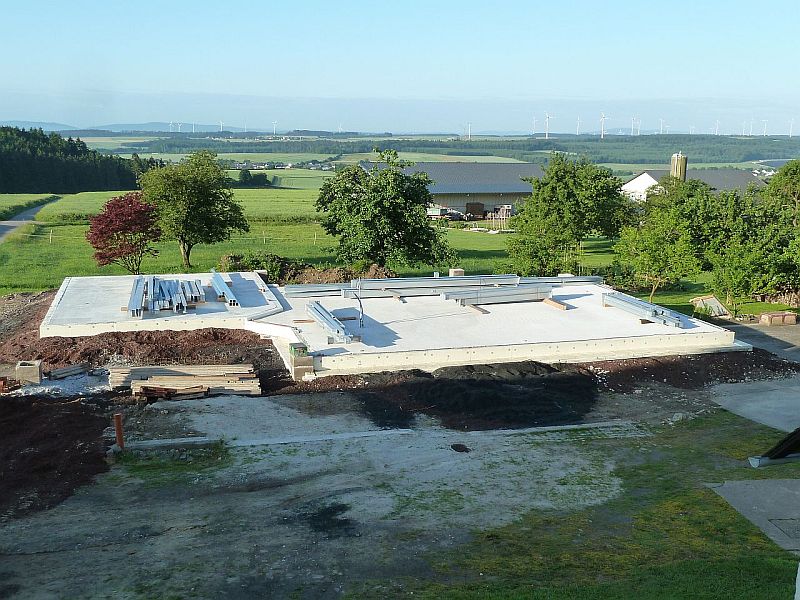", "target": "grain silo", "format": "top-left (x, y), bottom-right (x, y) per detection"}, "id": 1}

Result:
top-left (670, 152), bottom-right (688, 181)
